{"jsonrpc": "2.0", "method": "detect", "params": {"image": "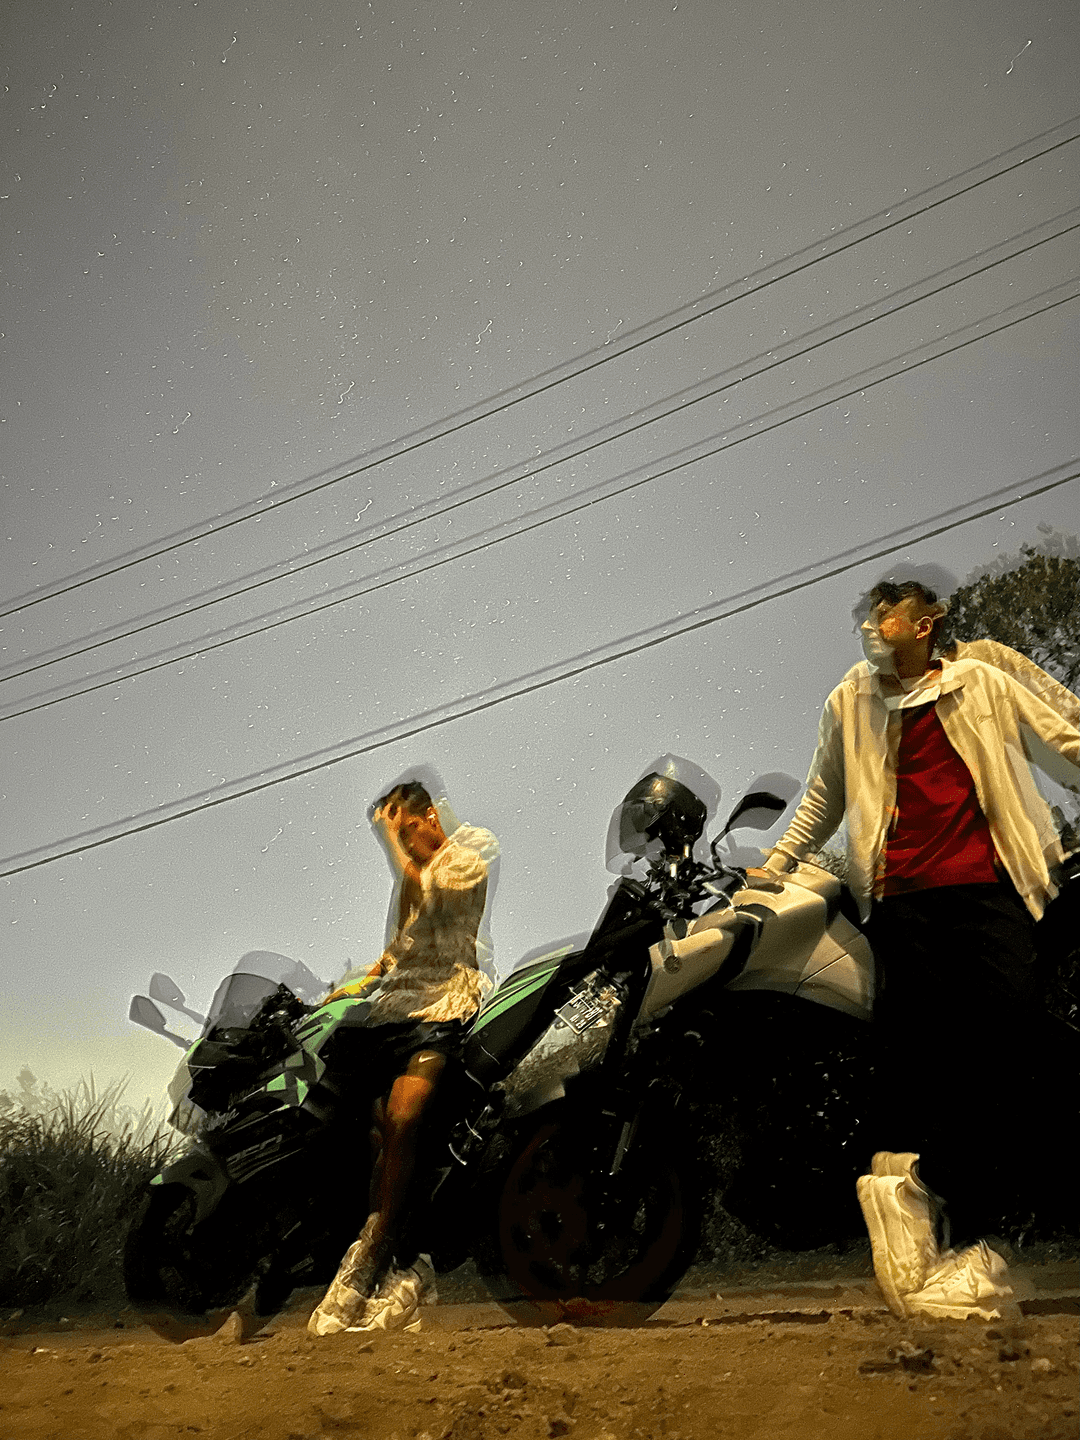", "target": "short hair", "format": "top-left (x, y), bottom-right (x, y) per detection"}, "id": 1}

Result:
top-left (866, 580), bottom-right (950, 651)
top-left (373, 780), bottom-right (434, 817)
